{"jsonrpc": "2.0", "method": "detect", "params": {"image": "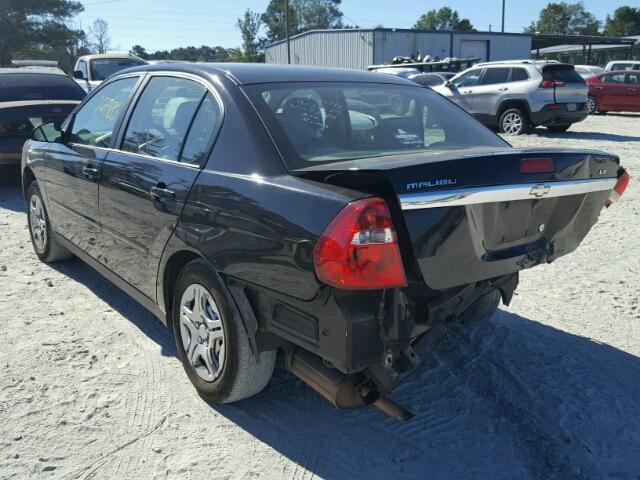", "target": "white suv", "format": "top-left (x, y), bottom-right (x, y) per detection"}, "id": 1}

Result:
top-left (433, 60), bottom-right (588, 134)
top-left (604, 60), bottom-right (640, 72)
